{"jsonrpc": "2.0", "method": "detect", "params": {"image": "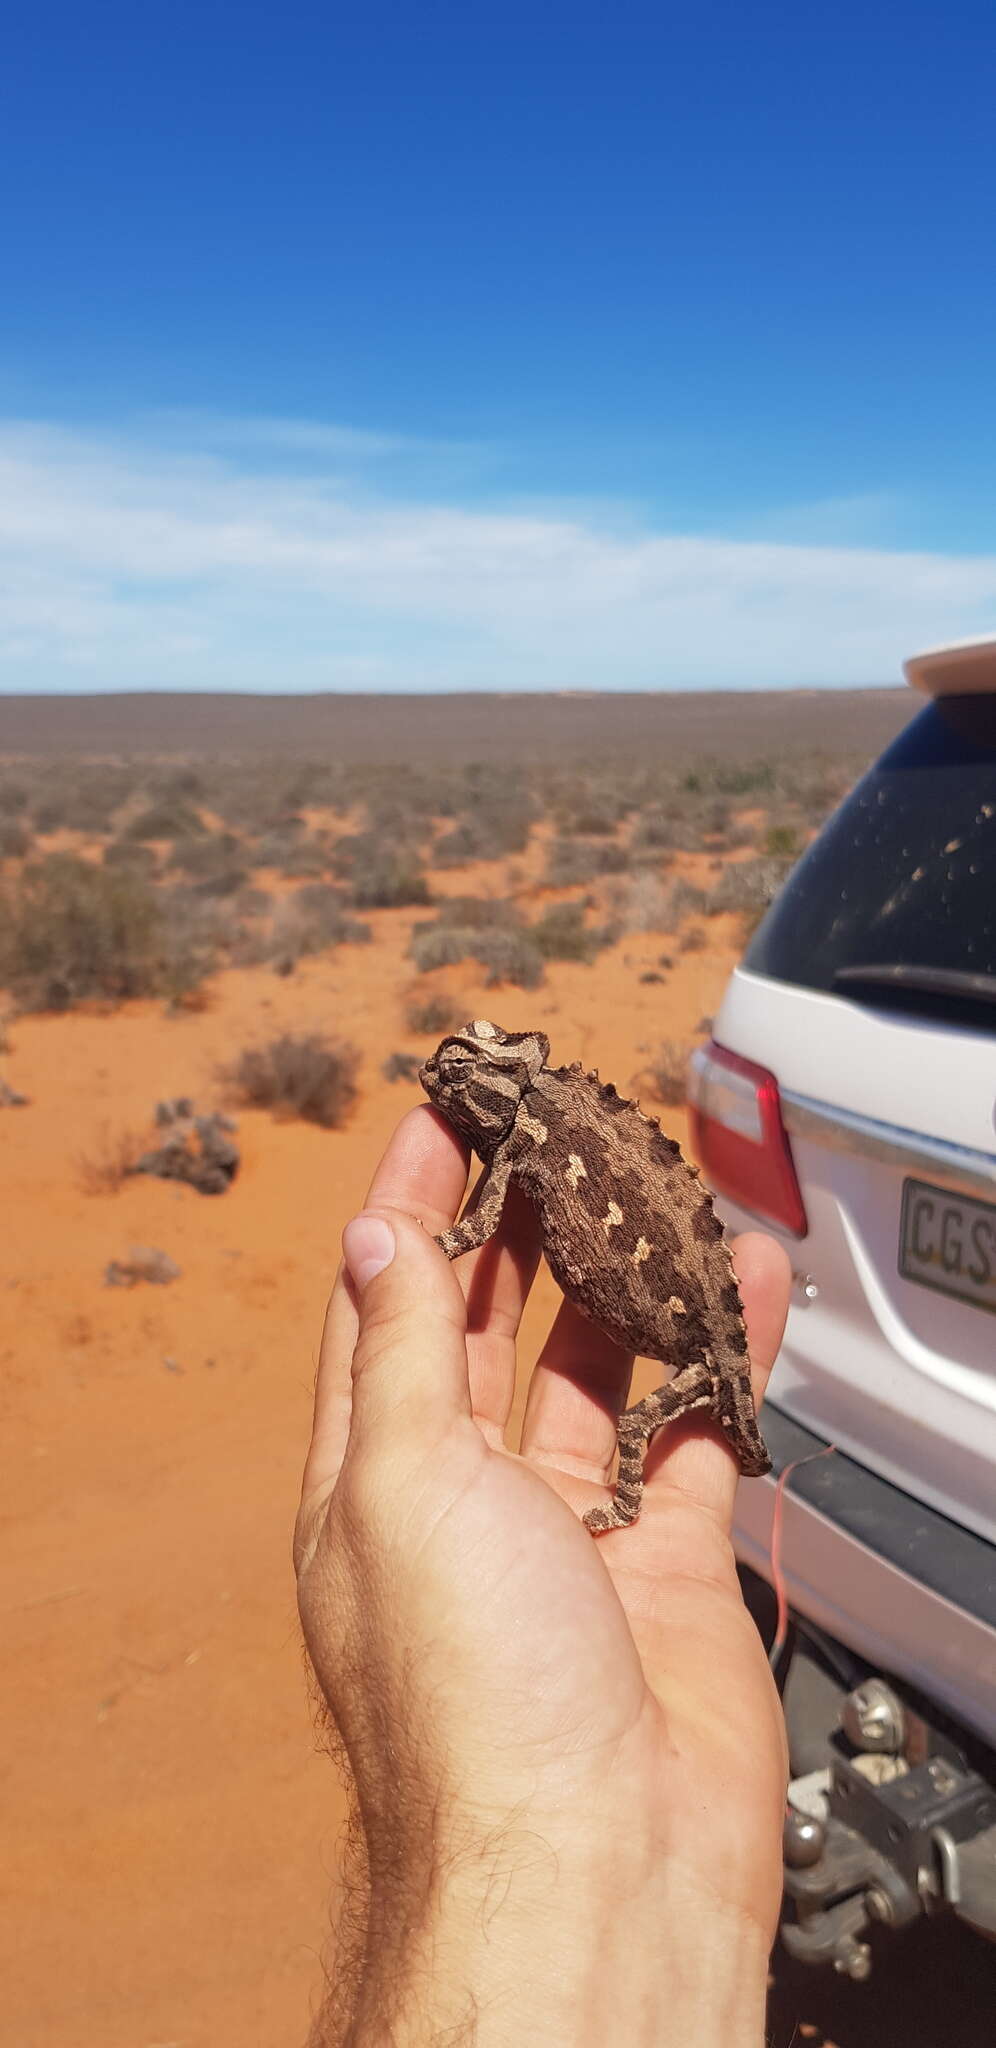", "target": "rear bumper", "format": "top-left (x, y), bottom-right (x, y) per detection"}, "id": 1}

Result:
top-left (733, 1402), bottom-right (996, 1750)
